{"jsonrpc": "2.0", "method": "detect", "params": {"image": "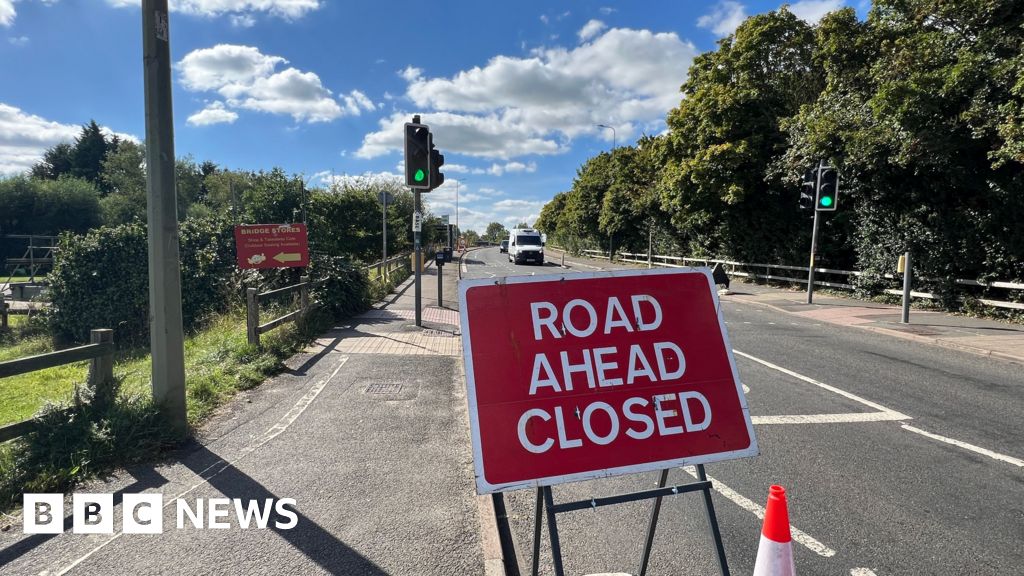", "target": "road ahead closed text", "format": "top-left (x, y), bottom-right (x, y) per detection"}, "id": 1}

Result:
top-left (460, 269), bottom-right (758, 493)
